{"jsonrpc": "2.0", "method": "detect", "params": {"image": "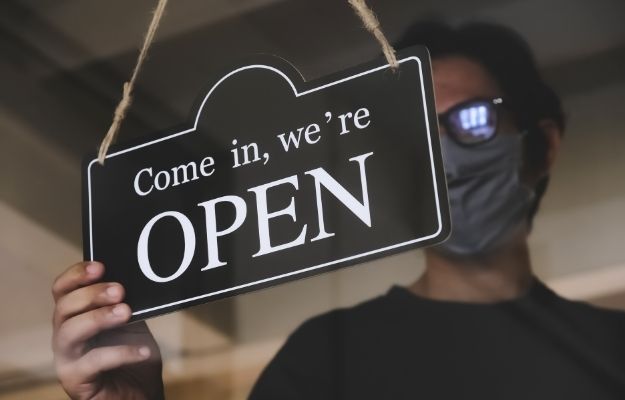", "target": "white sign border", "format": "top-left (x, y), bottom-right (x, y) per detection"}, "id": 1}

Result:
top-left (87, 56), bottom-right (443, 317)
